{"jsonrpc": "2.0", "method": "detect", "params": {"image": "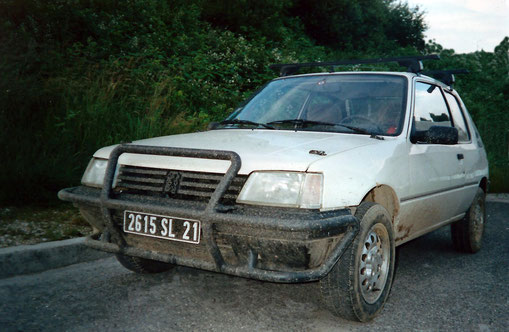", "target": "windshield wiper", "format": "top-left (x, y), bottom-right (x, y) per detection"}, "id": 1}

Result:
top-left (265, 119), bottom-right (384, 139)
top-left (267, 119), bottom-right (337, 128)
top-left (335, 124), bottom-right (384, 140)
top-left (220, 119), bottom-right (275, 129)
